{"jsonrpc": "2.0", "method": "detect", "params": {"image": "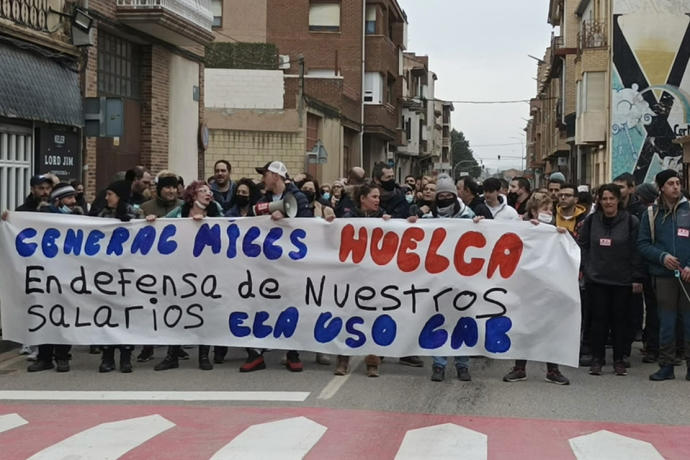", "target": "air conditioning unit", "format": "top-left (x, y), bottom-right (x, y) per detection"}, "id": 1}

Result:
top-left (278, 55), bottom-right (290, 70)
